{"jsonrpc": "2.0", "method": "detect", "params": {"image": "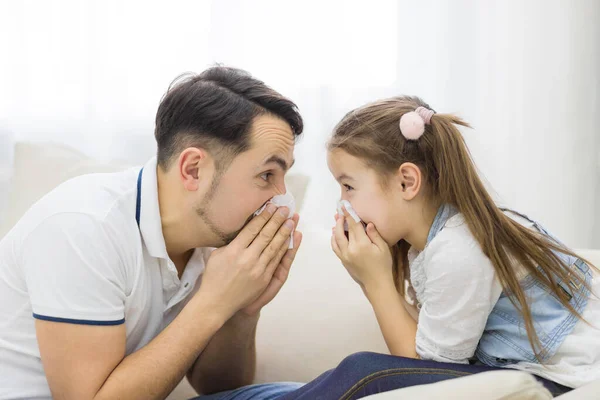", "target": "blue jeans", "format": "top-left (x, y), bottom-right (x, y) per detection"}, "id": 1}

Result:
top-left (193, 352), bottom-right (572, 400)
